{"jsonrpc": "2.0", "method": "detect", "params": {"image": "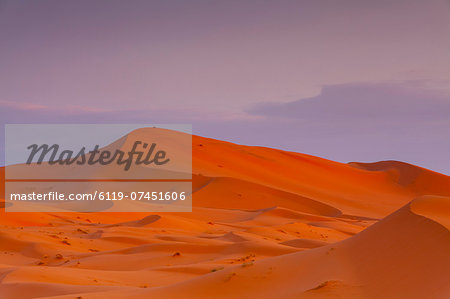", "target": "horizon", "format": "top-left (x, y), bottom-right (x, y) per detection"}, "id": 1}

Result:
top-left (1, 125), bottom-right (448, 176)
